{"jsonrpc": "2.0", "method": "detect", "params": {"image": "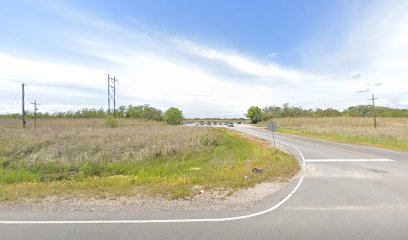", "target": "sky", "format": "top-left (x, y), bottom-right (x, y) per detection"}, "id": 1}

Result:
top-left (0, 0), bottom-right (407, 118)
